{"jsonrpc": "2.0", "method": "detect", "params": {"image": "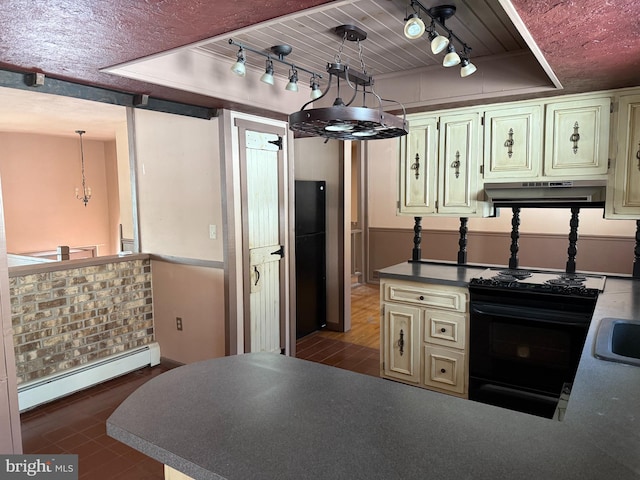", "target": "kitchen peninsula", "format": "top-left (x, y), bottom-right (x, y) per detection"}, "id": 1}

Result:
top-left (108, 263), bottom-right (640, 480)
